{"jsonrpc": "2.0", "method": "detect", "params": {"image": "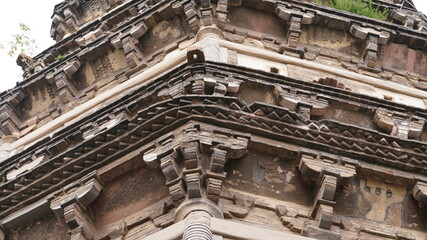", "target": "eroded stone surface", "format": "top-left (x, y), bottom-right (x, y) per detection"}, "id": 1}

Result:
top-left (1, 0), bottom-right (427, 240)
